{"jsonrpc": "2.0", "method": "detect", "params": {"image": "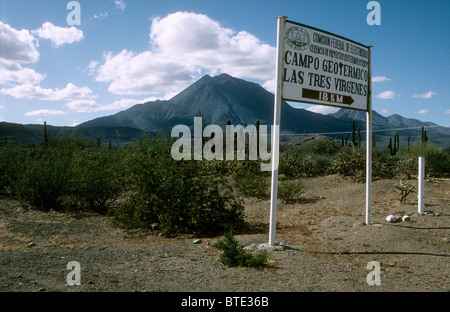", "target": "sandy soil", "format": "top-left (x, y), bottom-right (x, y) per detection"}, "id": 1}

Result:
top-left (0, 175), bottom-right (448, 293)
